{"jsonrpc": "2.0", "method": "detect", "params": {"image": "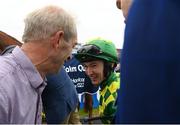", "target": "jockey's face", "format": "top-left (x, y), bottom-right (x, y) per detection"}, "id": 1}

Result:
top-left (83, 60), bottom-right (105, 86)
